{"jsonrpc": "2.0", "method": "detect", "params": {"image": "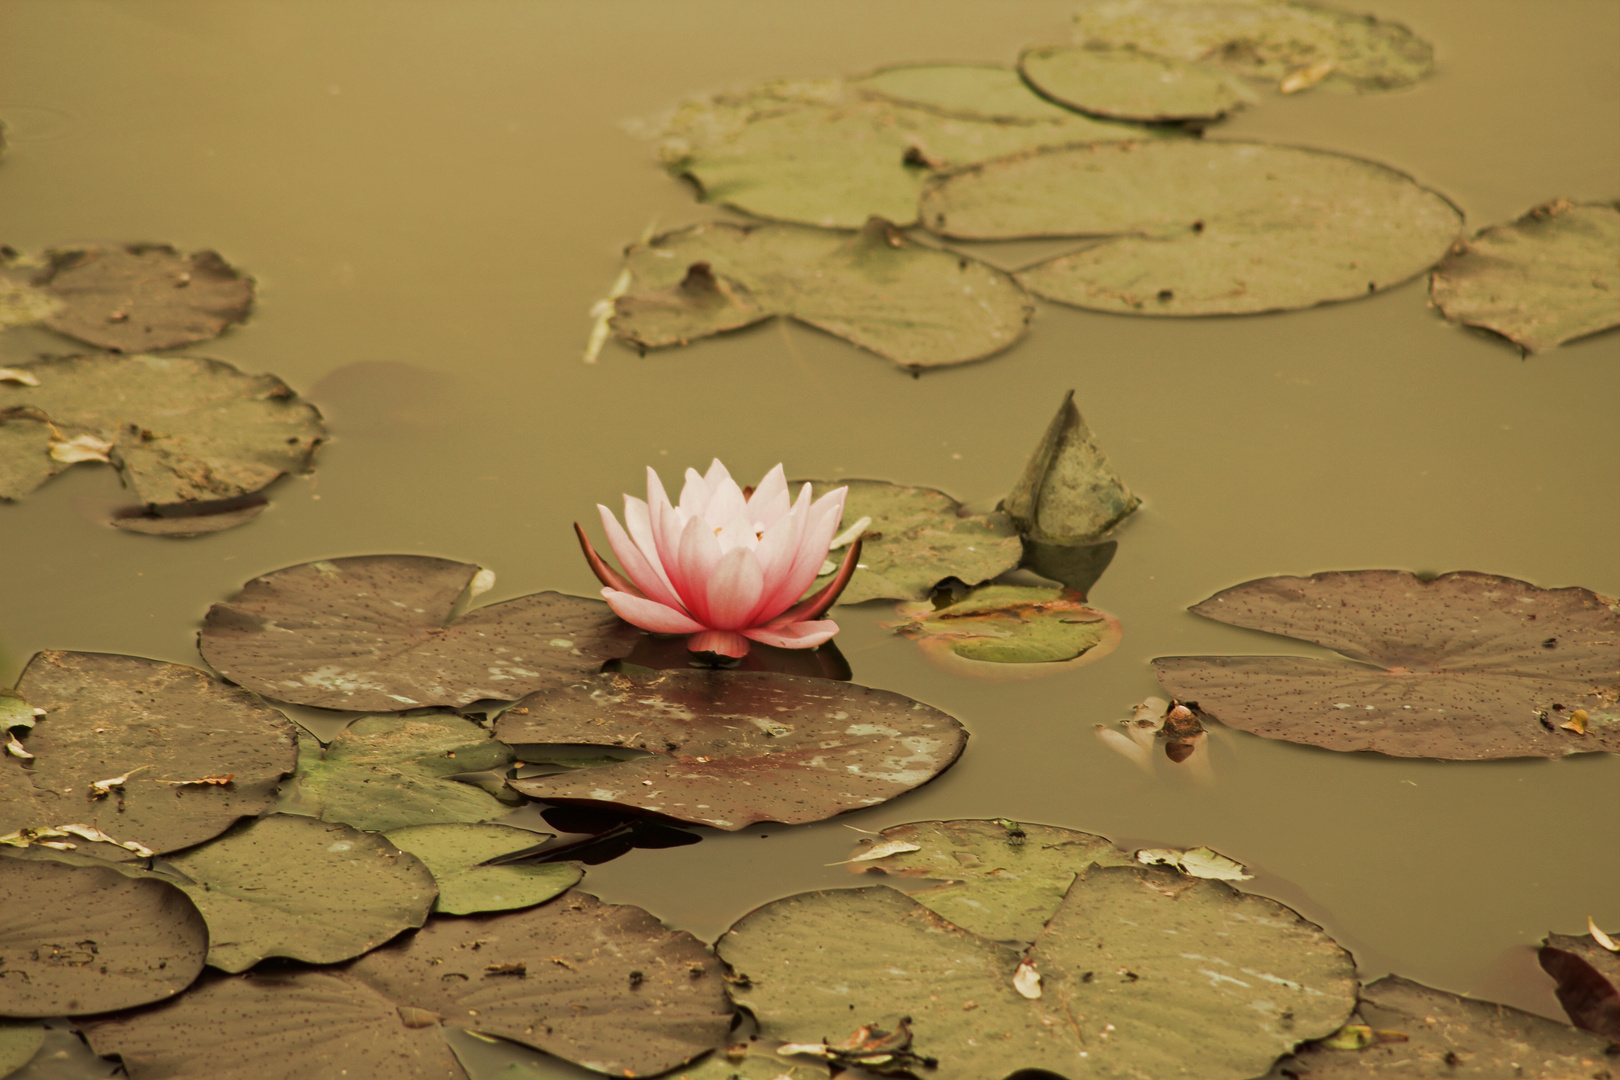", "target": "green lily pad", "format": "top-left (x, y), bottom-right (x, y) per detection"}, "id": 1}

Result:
top-left (346, 890), bottom-right (731, 1076)
top-left (500, 667), bottom-right (967, 831)
top-left (1539, 927), bottom-right (1620, 1040)
top-left (1260, 975), bottom-right (1611, 1078)
top-left (161, 815), bottom-right (437, 973)
top-left (612, 219), bottom-right (1033, 370)
top-left (0, 353), bottom-right (323, 508)
top-left (1430, 199), bottom-right (1620, 353)
top-left (720, 865), bottom-right (1355, 1080)
top-left (0, 858), bottom-right (207, 1017)
top-left (849, 62), bottom-right (1079, 122)
top-left (282, 712), bottom-right (516, 833)
top-left (1152, 571), bottom-right (1620, 759)
top-left (887, 584), bottom-right (1123, 677)
top-left (660, 75), bottom-right (1171, 229)
top-left (920, 140), bottom-right (1462, 315)
top-left (0, 1022), bottom-right (44, 1078)
top-left (1003, 389), bottom-right (1140, 544)
top-left (1071, 0), bottom-right (1434, 92)
top-left (384, 823), bottom-right (581, 915)
top-left (1020, 44), bottom-right (1251, 122)
top-left (1, 651), bottom-right (299, 858)
top-left (80, 968), bottom-right (467, 1080)
top-left (198, 556), bottom-right (641, 712)
top-left (844, 818), bottom-right (1137, 943)
top-left (801, 479), bottom-right (1023, 604)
